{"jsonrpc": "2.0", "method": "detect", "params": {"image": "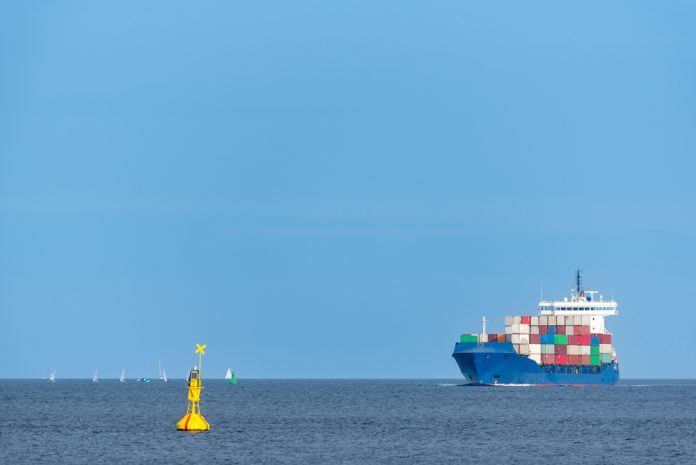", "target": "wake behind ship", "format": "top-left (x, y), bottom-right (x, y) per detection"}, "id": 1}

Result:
top-left (452, 273), bottom-right (619, 386)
